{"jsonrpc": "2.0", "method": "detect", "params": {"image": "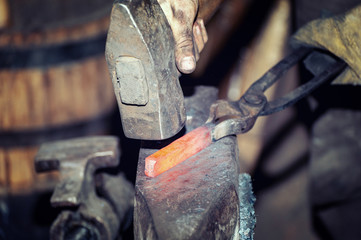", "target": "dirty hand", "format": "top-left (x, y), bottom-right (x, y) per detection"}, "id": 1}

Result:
top-left (158, 0), bottom-right (208, 74)
top-left (292, 5), bottom-right (361, 85)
